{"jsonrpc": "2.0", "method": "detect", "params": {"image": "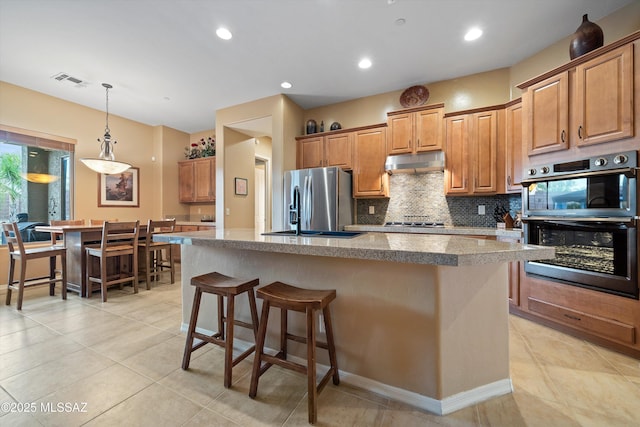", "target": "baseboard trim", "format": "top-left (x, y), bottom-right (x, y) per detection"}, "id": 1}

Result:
top-left (180, 322), bottom-right (513, 415)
